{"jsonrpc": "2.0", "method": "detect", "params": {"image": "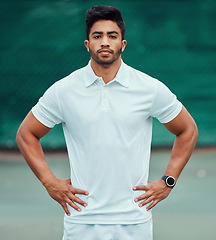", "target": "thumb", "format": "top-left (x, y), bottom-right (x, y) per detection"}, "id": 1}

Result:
top-left (66, 178), bottom-right (72, 185)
